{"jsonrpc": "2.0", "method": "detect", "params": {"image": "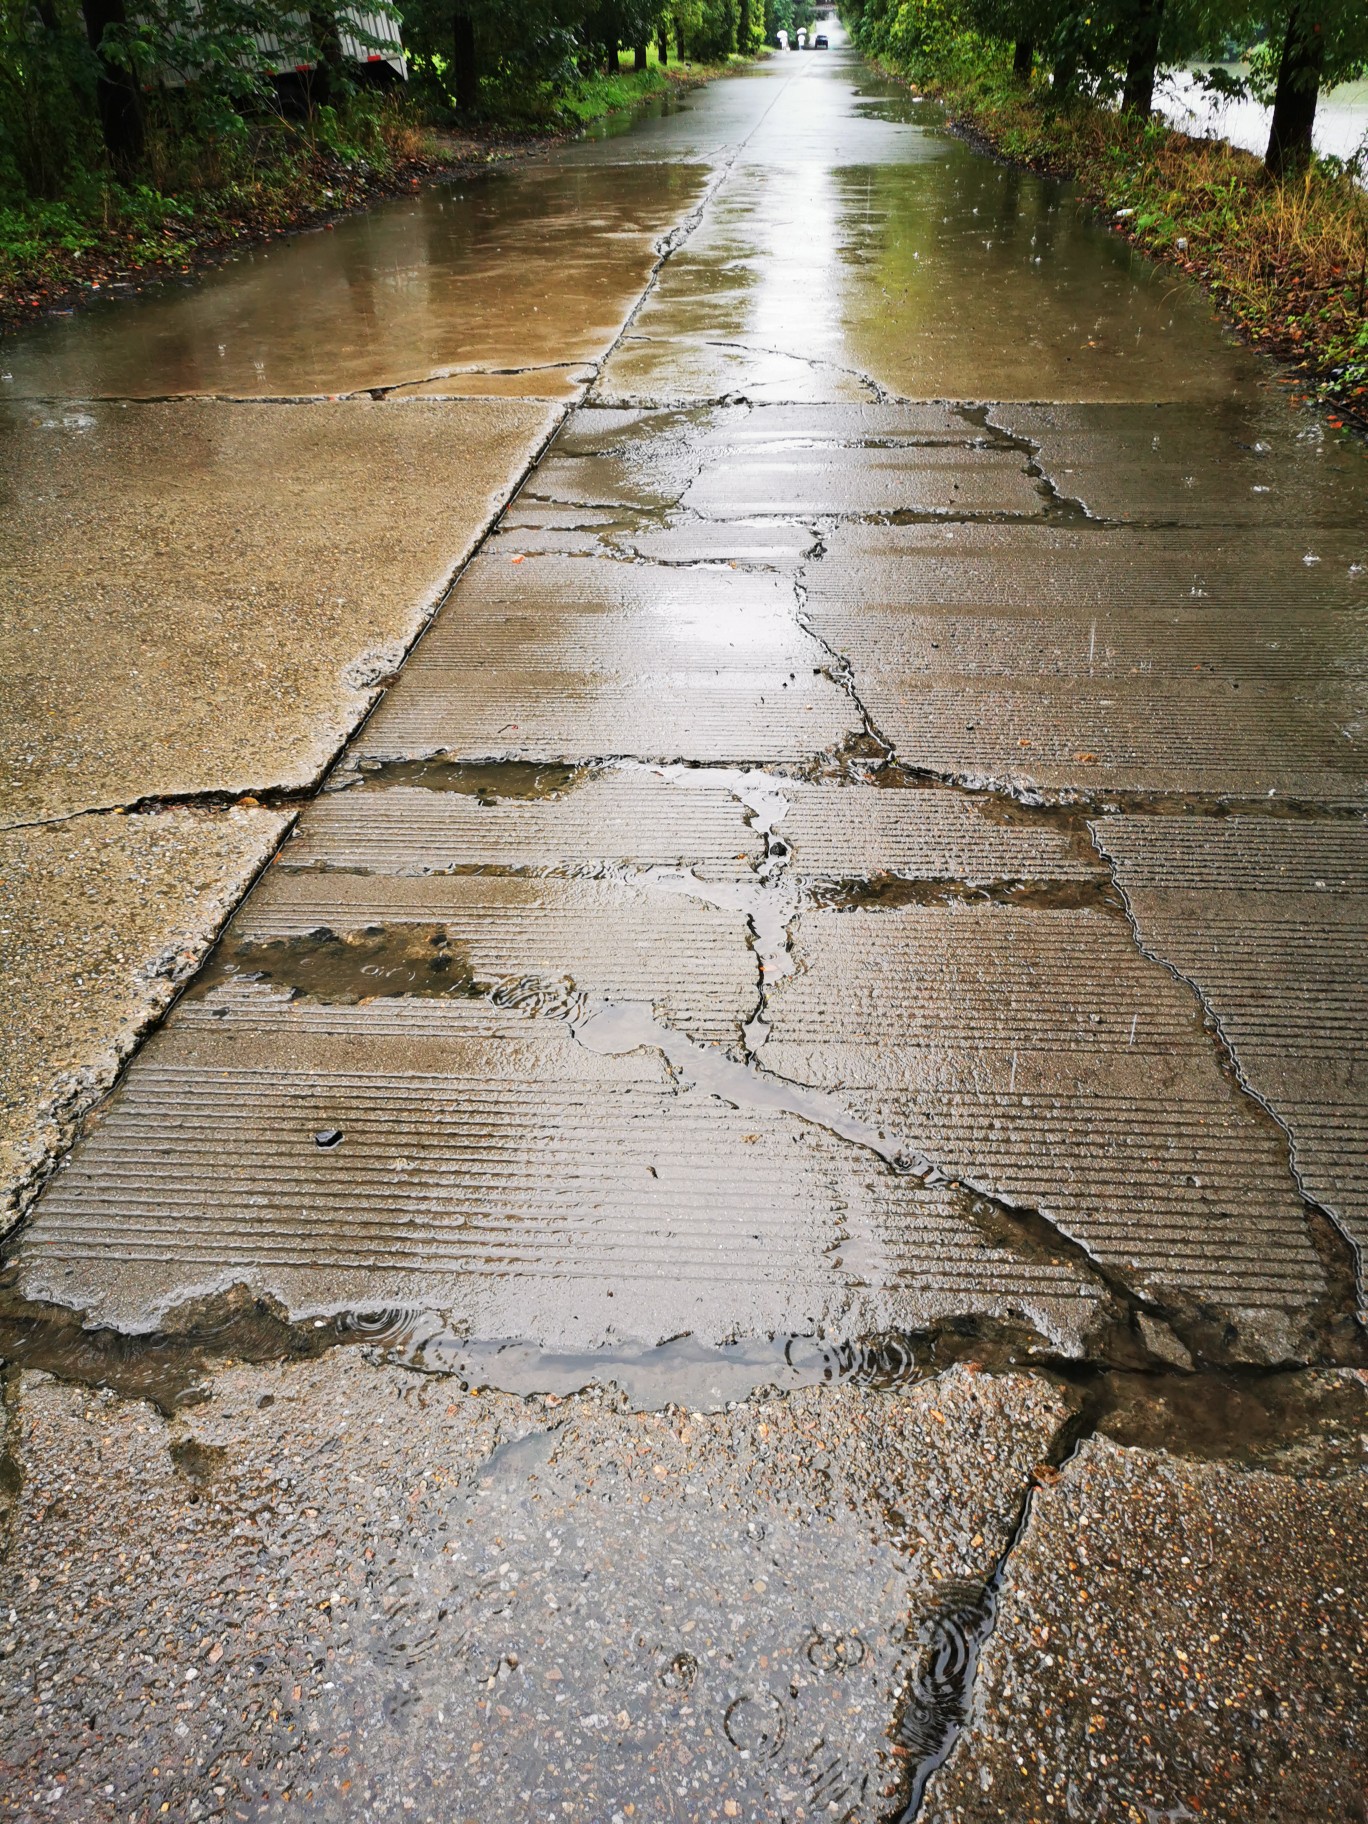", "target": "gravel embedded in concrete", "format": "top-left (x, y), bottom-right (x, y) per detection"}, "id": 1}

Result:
top-left (927, 1430), bottom-right (1368, 1823)
top-left (0, 1358), bottom-right (1074, 1823)
top-left (0, 805), bottom-right (287, 1230)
